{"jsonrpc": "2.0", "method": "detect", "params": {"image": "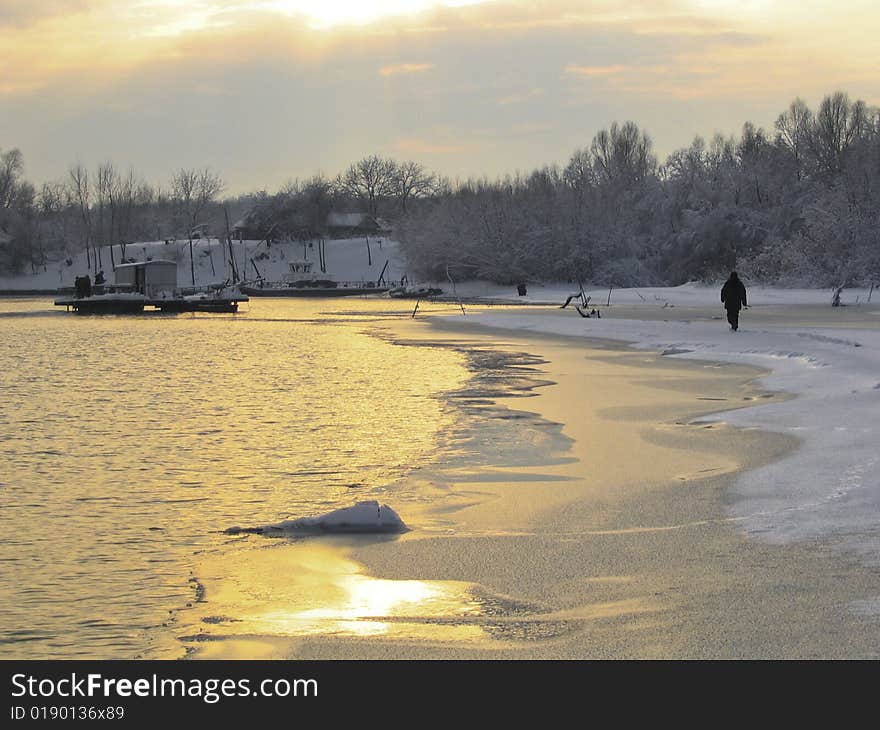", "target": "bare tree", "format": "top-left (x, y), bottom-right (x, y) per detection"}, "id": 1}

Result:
top-left (393, 160), bottom-right (435, 213)
top-left (563, 148), bottom-right (596, 192)
top-left (170, 168), bottom-right (225, 284)
top-left (68, 163), bottom-right (94, 271)
top-left (810, 91), bottom-right (861, 176)
top-left (339, 155), bottom-right (396, 217)
top-left (775, 97), bottom-right (813, 181)
top-left (590, 121), bottom-right (656, 188)
top-left (0, 148), bottom-right (26, 209)
top-left (171, 168), bottom-right (224, 234)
